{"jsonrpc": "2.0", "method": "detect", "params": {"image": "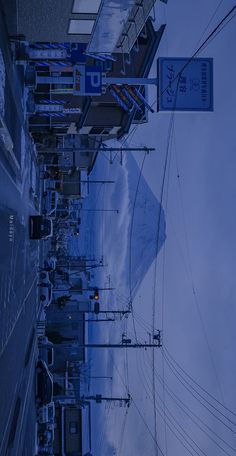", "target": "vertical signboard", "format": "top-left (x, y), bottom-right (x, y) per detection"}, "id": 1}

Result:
top-left (158, 58), bottom-right (213, 112)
